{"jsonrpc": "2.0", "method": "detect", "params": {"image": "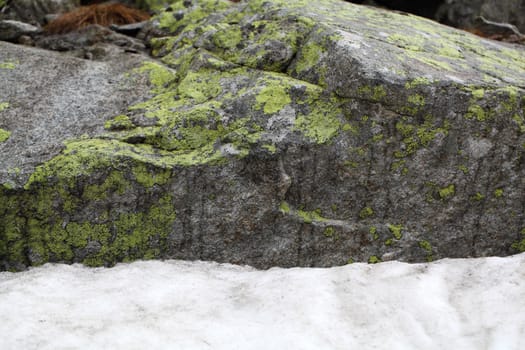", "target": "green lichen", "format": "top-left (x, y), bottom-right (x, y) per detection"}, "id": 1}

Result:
top-left (104, 115), bottom-right (135, 130)
top-left (405, 77), bottom-right (430, 89)
top-left (0, 102), bottom-right (9, 111)
top-left (0, 60), bottom-right (17, 69)
top-left (294, 41), bottom-right (323, 74)
top-left (395, 116), bottom-right (449, 157)
top-left (466, 104), bottom-right (487, 121)
top-left (83, 171), bottom-right (130, 202)
top-left (458, 165), bottom-right (469, 174)
top-left (357, 85), bottom-right (386, 102)
top-left (297, 208), bottom-right (328, 224)
top-left (157, 0), bottom-right (231, 34)
top-left (418, 240), bottom-right (433, 262)
top-left (262, 144), bottom-right (277, 154)
top-left (512, 114), bottom-right (525, 133)
top-left (368, 255), bottom-right (380, 264)
top-left (279, 201), bottom-right (290, 214)
top-left (211, 24), bottom-right (243, 49)
top-left (369, 226), bottom-right (378, 240)
top-left (323, 226), bottom-right (335, 237)
top-left (255, 83), bottom-right (291, 114)
top-left (471, 89), bottom-right (484, 99)
top-left (134, 61), bottom-right (177, 93)
top-left (511, 228), bottom-right (525, 252)
top-left (0, 128), bottom-right (10, 143)
top-left (132, 164), bottom-right (171, 188)
top-left (294, 97), bottom-right (343, 144)
top-left (419, 240), bottom-right (432, 253)
top-left (359, 206), bottom-right (374, 219)
top-left (471, 192), bottom-right (485, 201)
top-left (494, 188), bottom-right (503, 198)
top-left (387, 224), bottom-right (403, 240)
top-left (438, 184), bottom-right (455, 200)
